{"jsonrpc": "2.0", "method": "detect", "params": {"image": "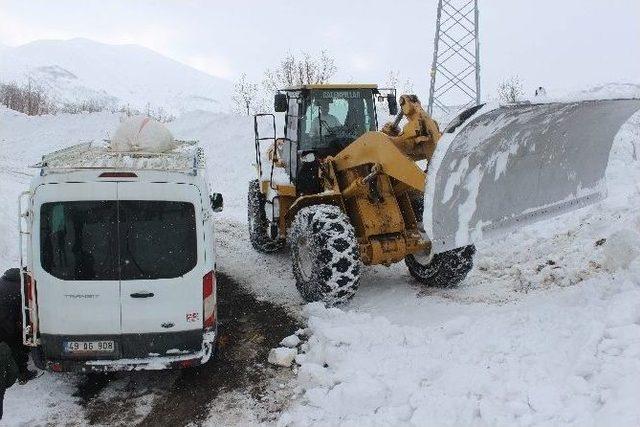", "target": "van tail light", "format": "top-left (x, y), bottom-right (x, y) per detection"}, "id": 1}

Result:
top-left (203, 271), bottom-right (216, 329)
top-left (180, 359), bottom-right (195, 369)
